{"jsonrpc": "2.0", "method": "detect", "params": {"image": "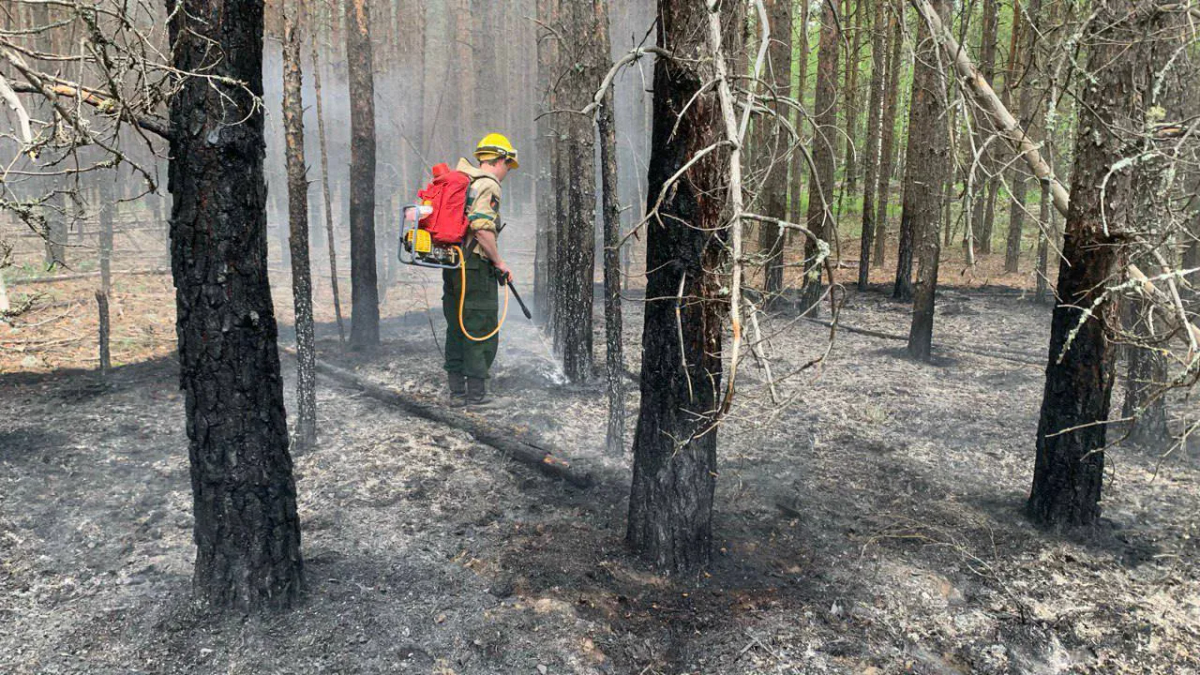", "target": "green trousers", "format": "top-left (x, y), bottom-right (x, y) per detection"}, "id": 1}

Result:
top-left (443, 254), bottom-right (500, 380)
